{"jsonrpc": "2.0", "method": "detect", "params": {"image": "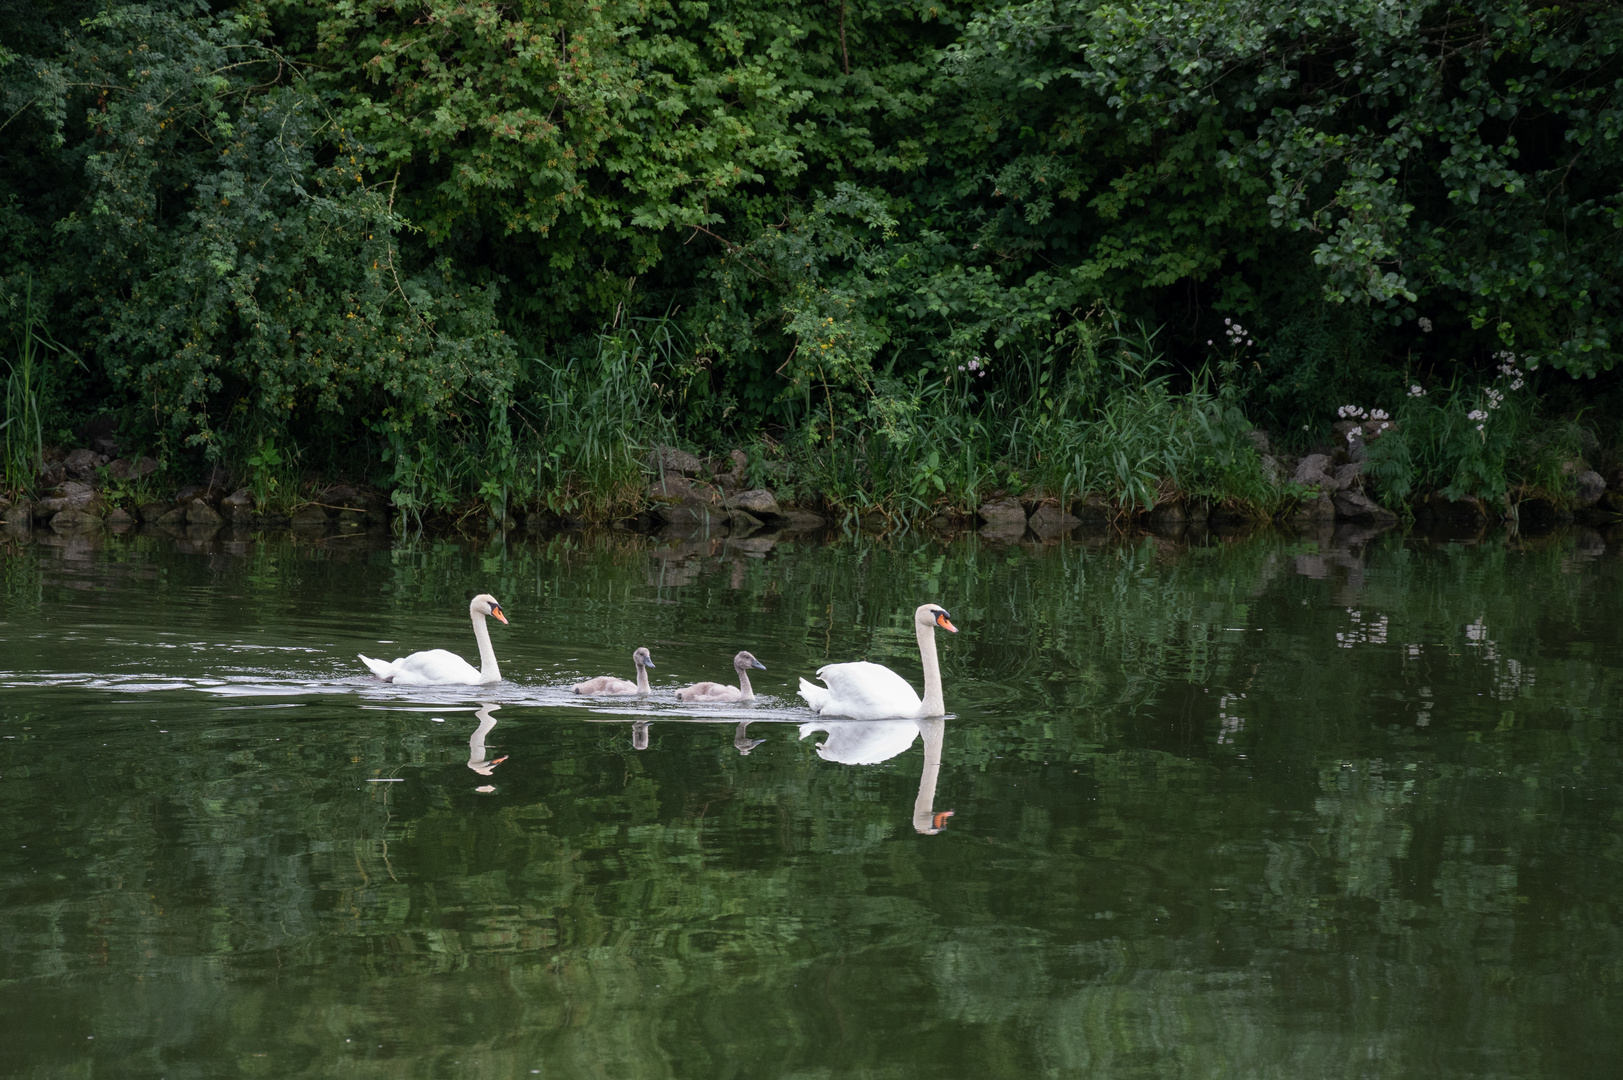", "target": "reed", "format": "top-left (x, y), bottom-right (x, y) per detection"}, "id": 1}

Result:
top-left (3, 280), bottom-right (75, 497)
